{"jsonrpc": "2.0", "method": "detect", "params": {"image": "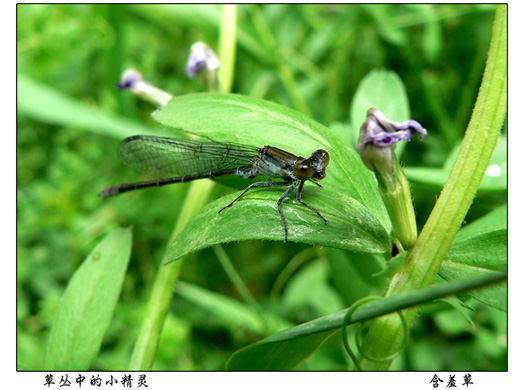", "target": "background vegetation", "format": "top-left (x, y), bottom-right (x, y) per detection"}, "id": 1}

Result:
top-left (17, 4), bottom-right (506, 370)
